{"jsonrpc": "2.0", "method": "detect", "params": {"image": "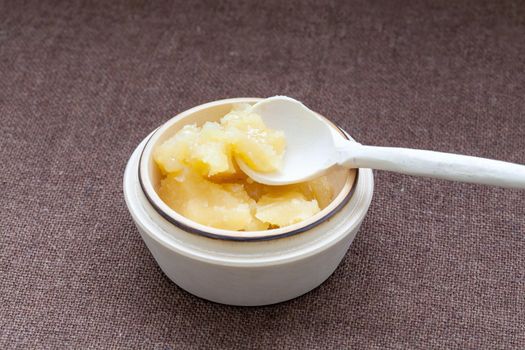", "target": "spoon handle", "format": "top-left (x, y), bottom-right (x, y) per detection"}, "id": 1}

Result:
top-left (339, 142), bottom-right (525, 189)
